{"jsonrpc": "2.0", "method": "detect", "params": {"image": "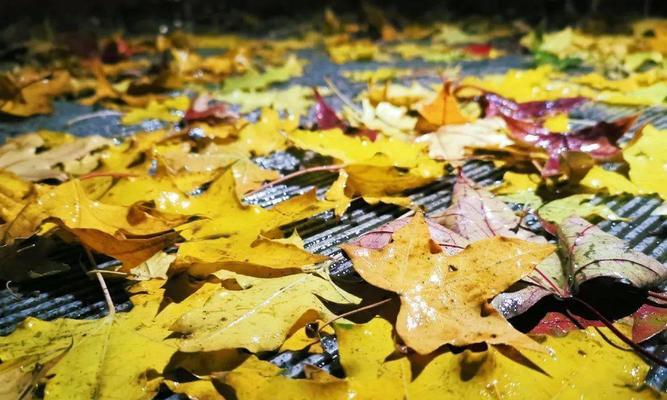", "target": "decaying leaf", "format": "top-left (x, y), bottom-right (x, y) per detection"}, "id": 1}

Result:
top-left (494, 216), bottom-right (667, 319)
